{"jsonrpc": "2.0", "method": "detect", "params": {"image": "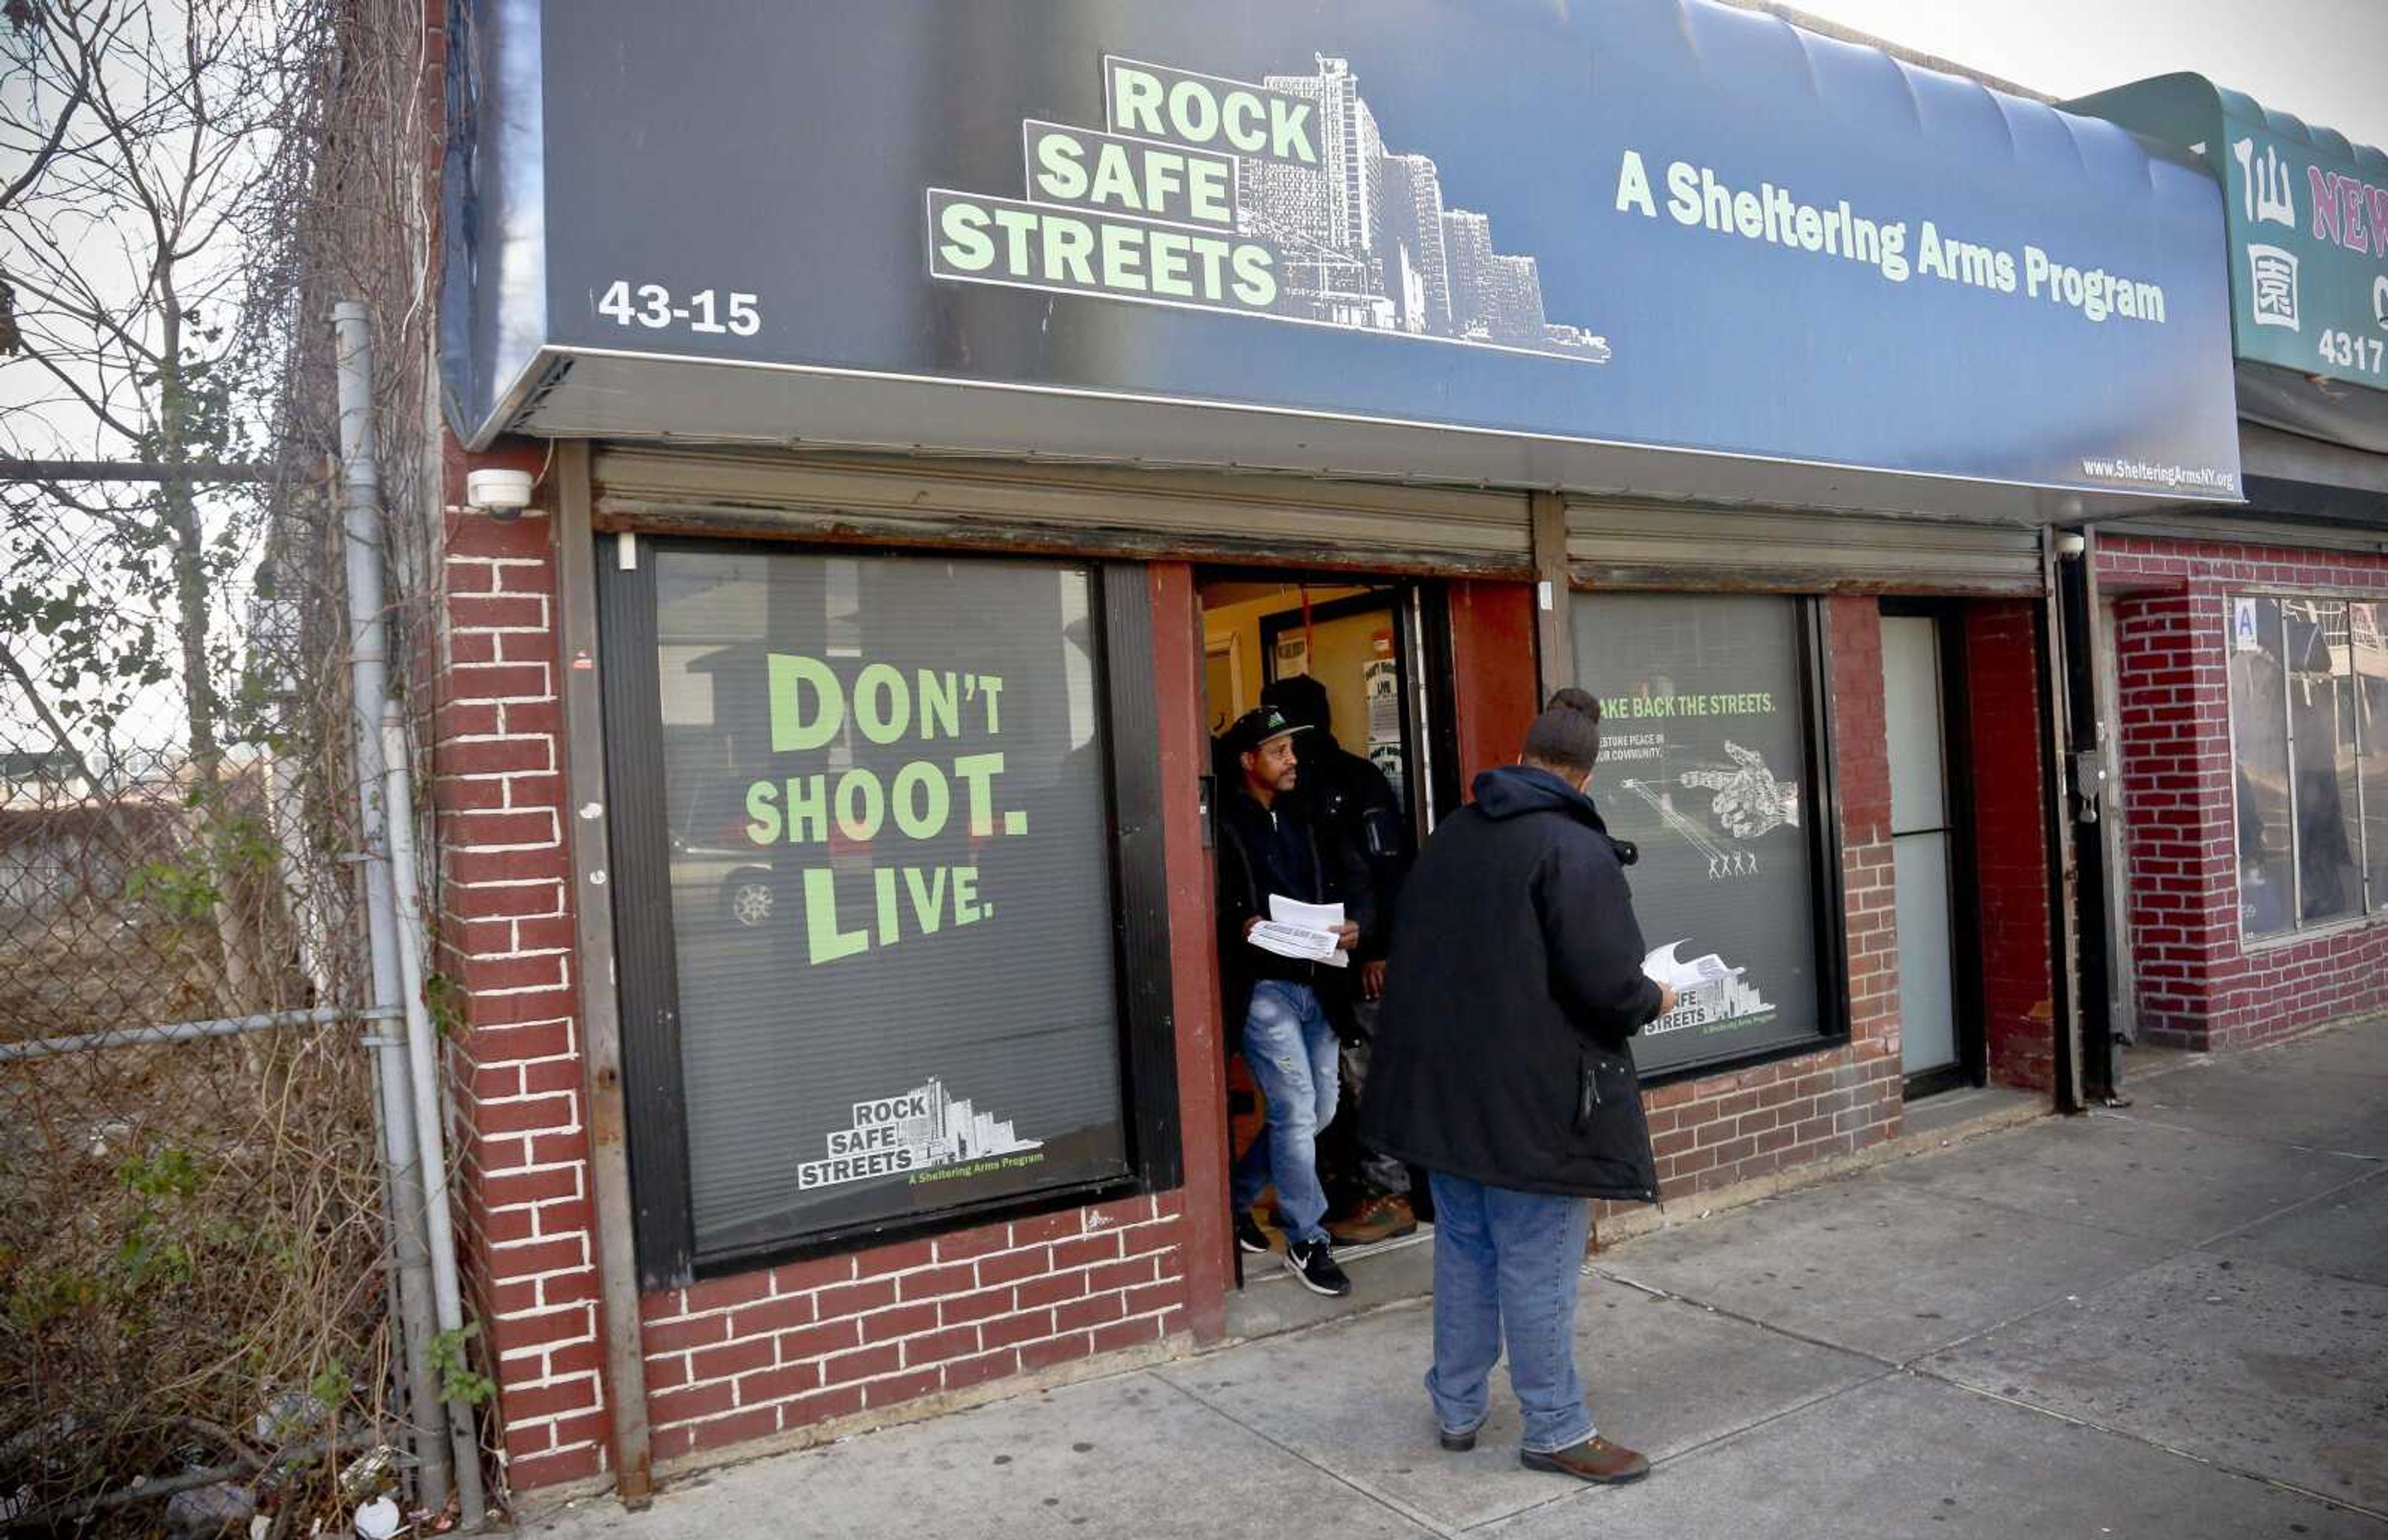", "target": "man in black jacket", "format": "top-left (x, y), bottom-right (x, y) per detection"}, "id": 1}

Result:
top-left (1361, 691), bottom-right (1674, 1484)
top-left (1215, 705), bottom-right (1371, 1298)
top-left (1259, 674), bottom-right (1419, 1247)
